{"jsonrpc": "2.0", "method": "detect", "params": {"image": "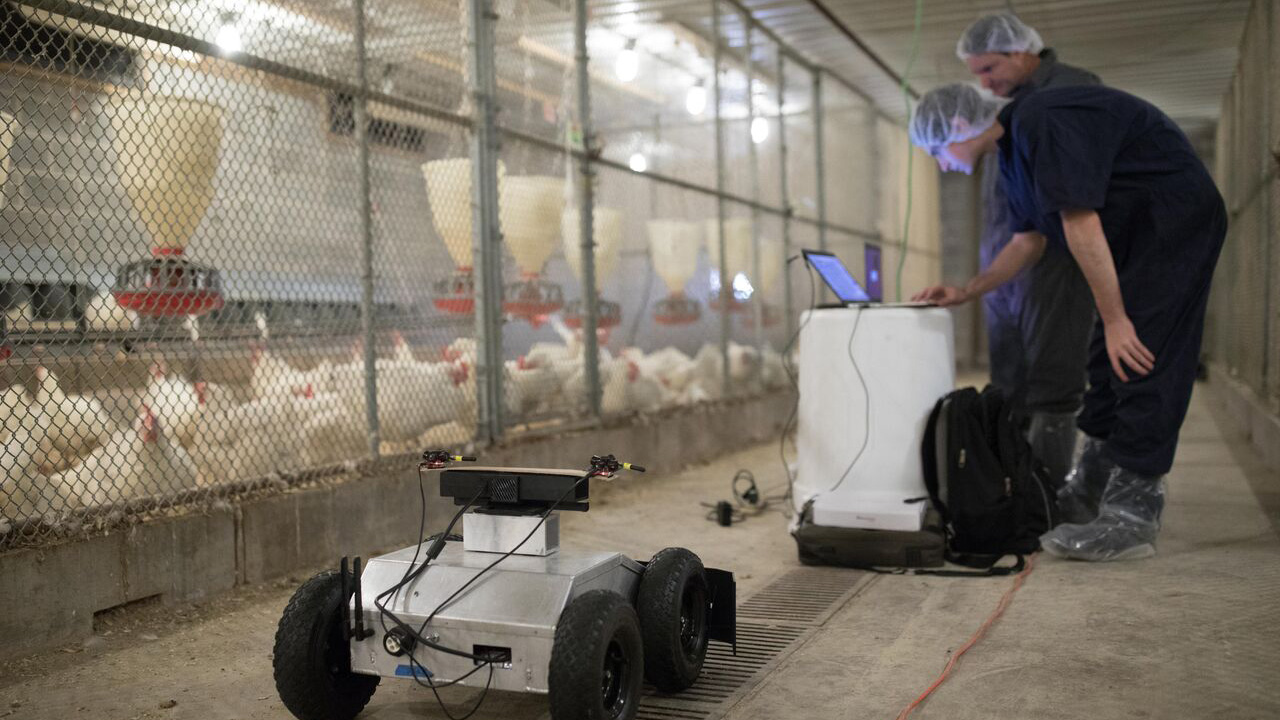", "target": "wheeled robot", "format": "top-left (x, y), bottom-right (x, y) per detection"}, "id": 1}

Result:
top-left (273, 452), bottom-right (736, 720)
